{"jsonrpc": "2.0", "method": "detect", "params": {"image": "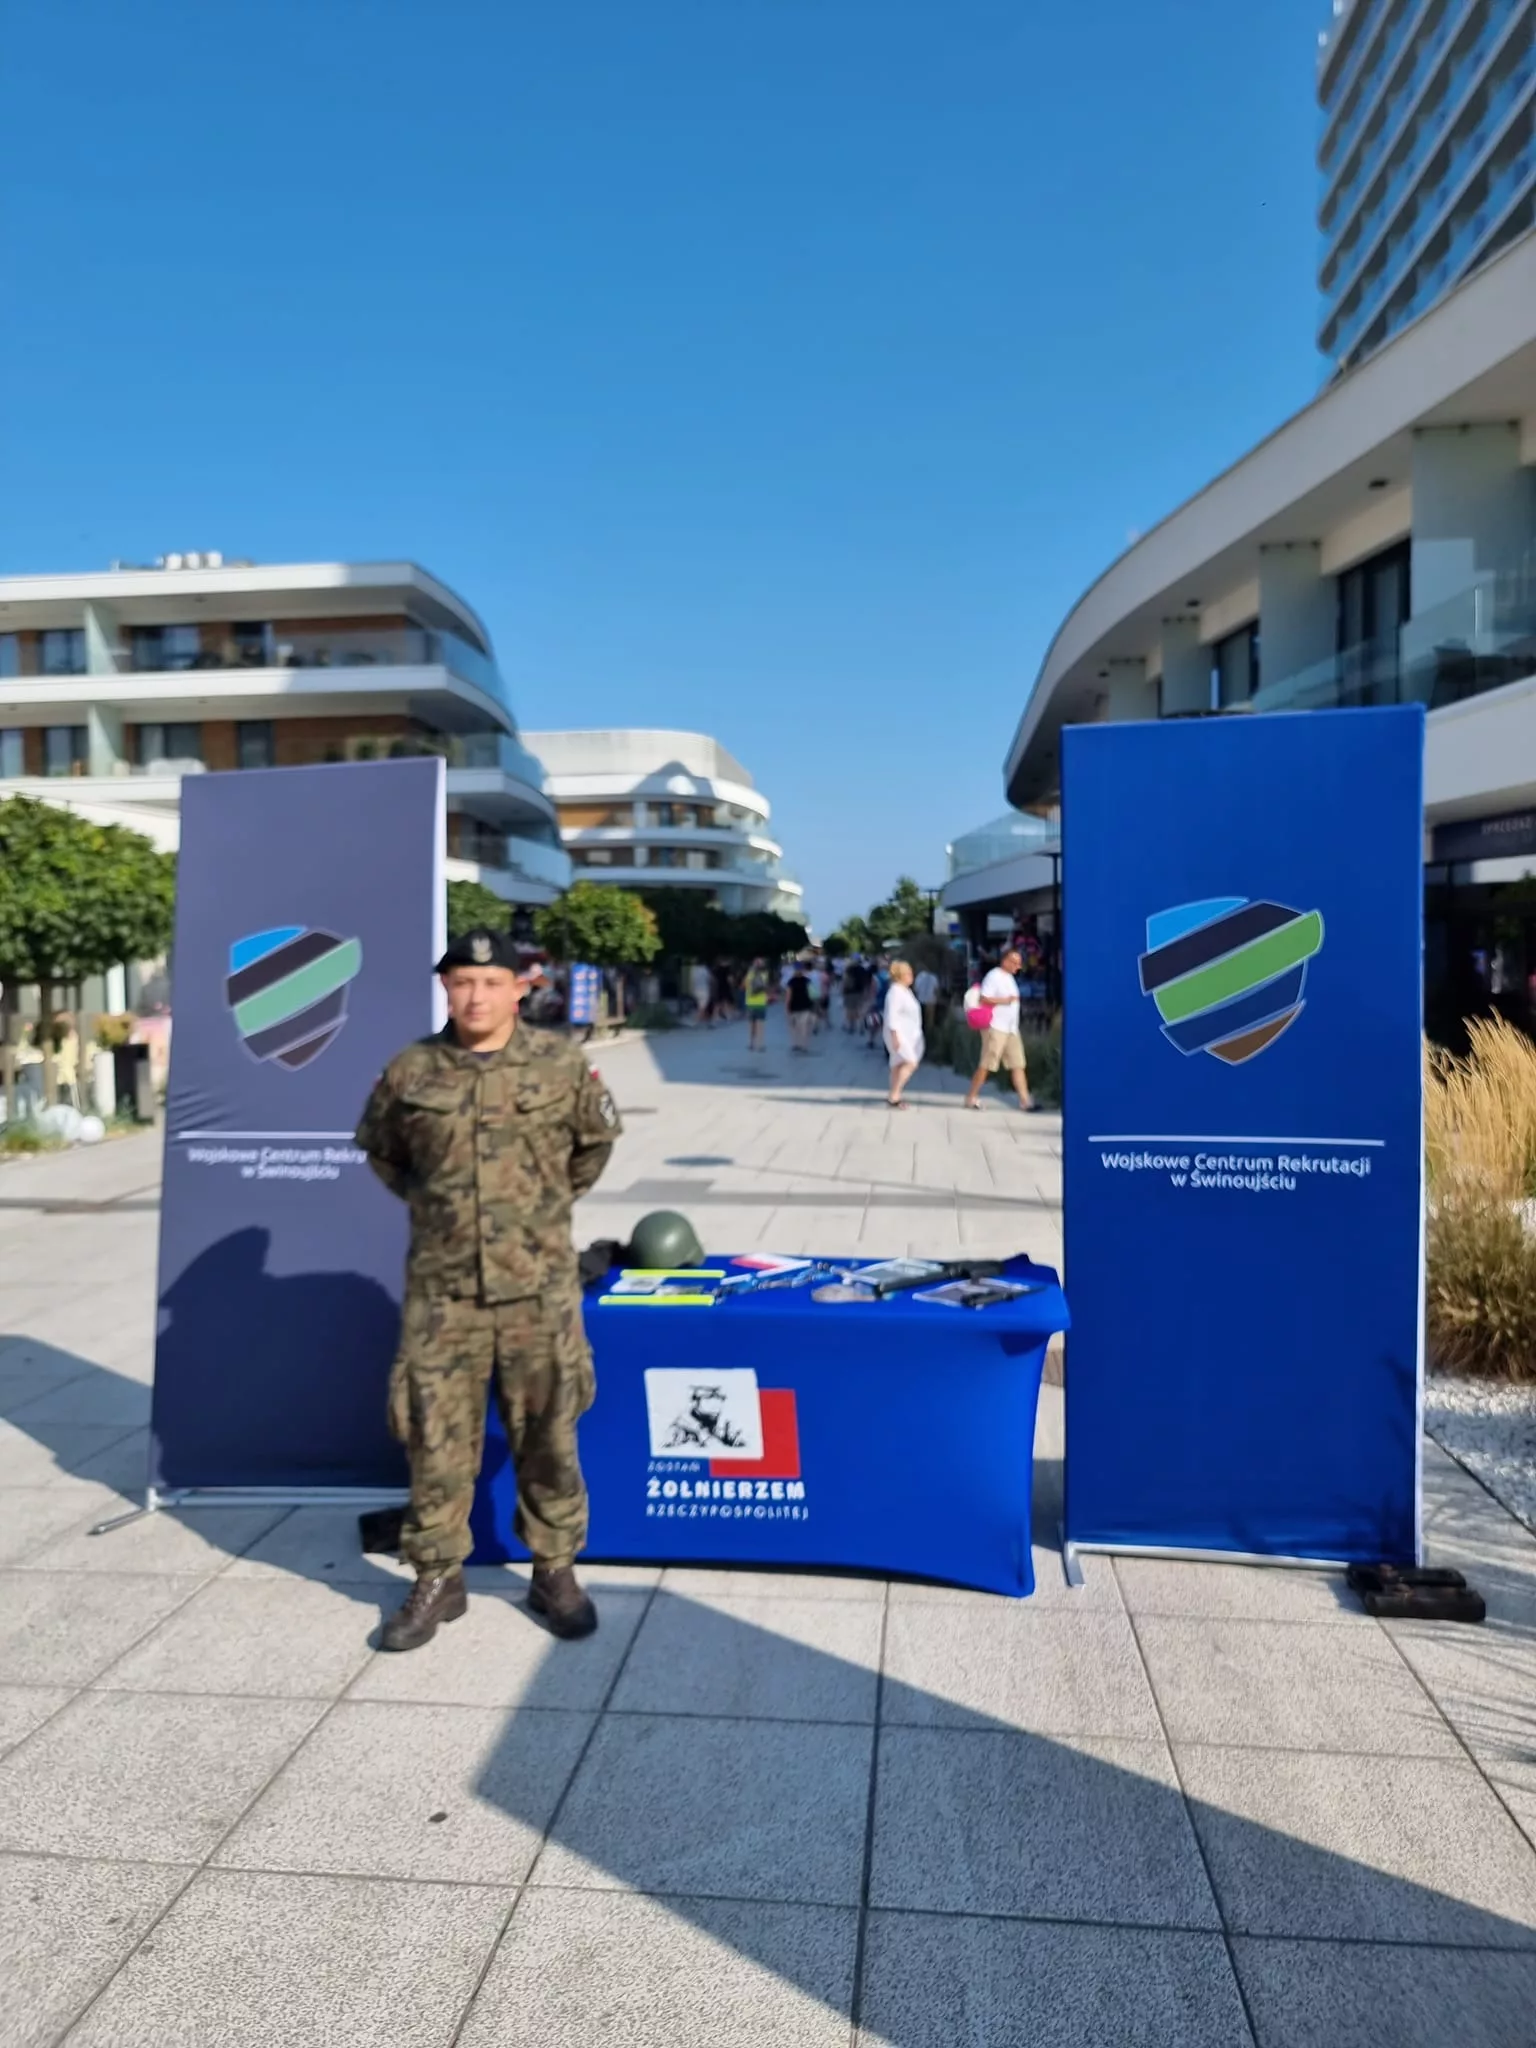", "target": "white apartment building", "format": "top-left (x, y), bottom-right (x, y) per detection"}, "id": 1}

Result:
top-left (524, 728), bottom-right (805, 920)
top-left (1318, 0), bottom-right (1533, 373)
top-left (0, 555), bottom-right (572, 906)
